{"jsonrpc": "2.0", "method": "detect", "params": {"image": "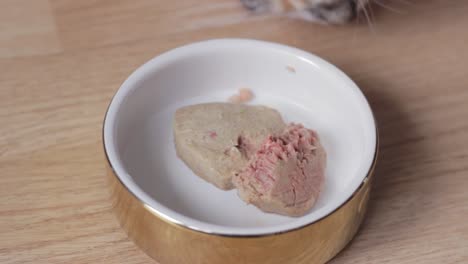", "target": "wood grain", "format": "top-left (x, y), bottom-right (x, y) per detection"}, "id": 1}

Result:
top-left (0, 0), bottom-right (61, 58)
top-left (1, 0), bottom-right (467, 263)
